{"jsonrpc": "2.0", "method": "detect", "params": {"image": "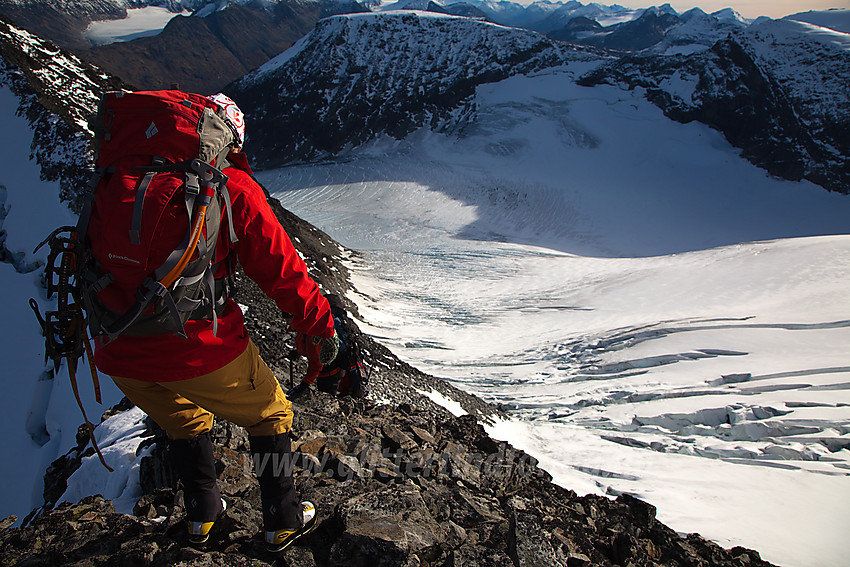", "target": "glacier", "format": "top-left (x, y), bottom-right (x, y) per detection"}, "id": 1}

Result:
top-left (257, 60), bottom-right (850, 567)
